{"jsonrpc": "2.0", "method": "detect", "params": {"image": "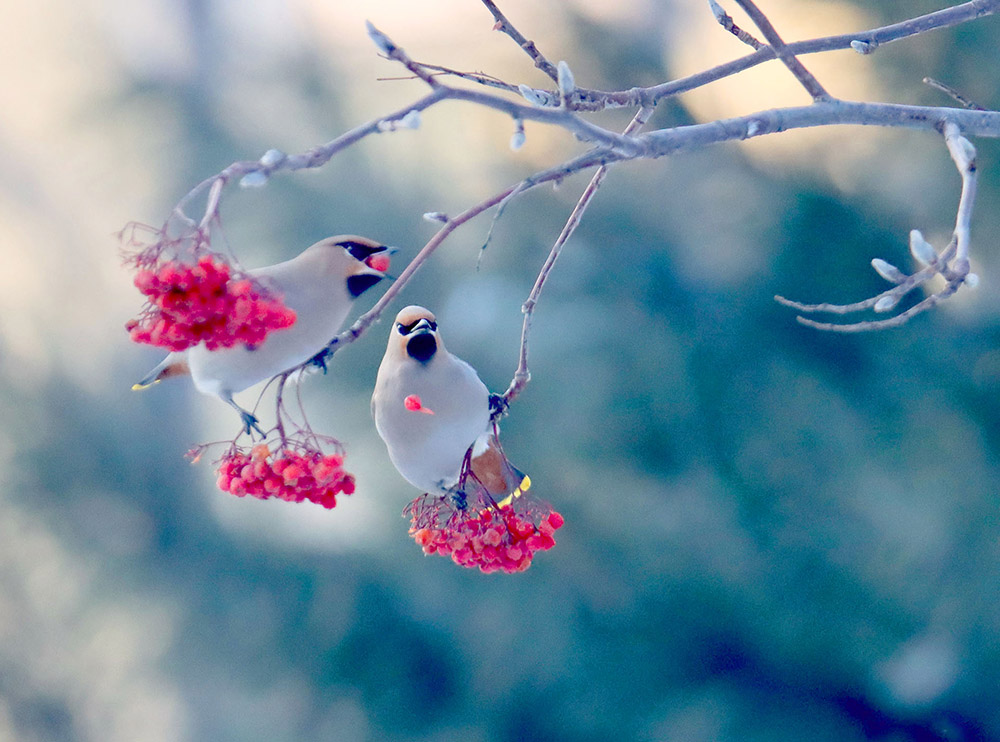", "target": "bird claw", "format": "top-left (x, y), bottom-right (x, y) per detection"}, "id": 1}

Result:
top-left (240, 410), bottom-right (265, 436)
top-left (488, 393), bottom-right (509, 420)
top-left (308, 349), bottom-right (330, 374)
